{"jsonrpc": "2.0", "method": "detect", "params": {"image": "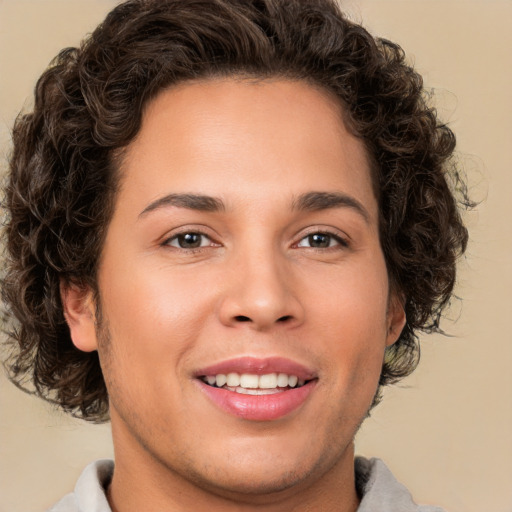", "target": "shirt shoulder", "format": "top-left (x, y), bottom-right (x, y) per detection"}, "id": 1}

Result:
top-left (46, 459), bottom-right (114, 512)
top-left (355, 456), bottom-right (445, 512)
